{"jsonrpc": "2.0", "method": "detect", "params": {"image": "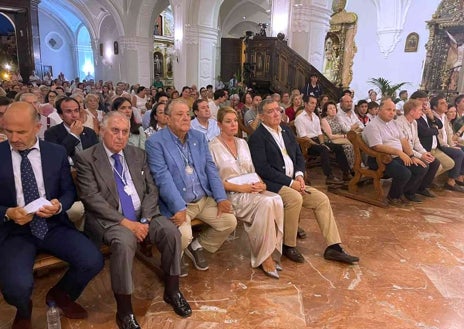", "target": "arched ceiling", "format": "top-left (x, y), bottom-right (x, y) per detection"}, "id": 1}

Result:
top-left (38, 0), bottom-right (123, 40)
top-left (37, 0), bottom-right (271, 41)
top-left (219, 0), bottom-right (271, 38)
